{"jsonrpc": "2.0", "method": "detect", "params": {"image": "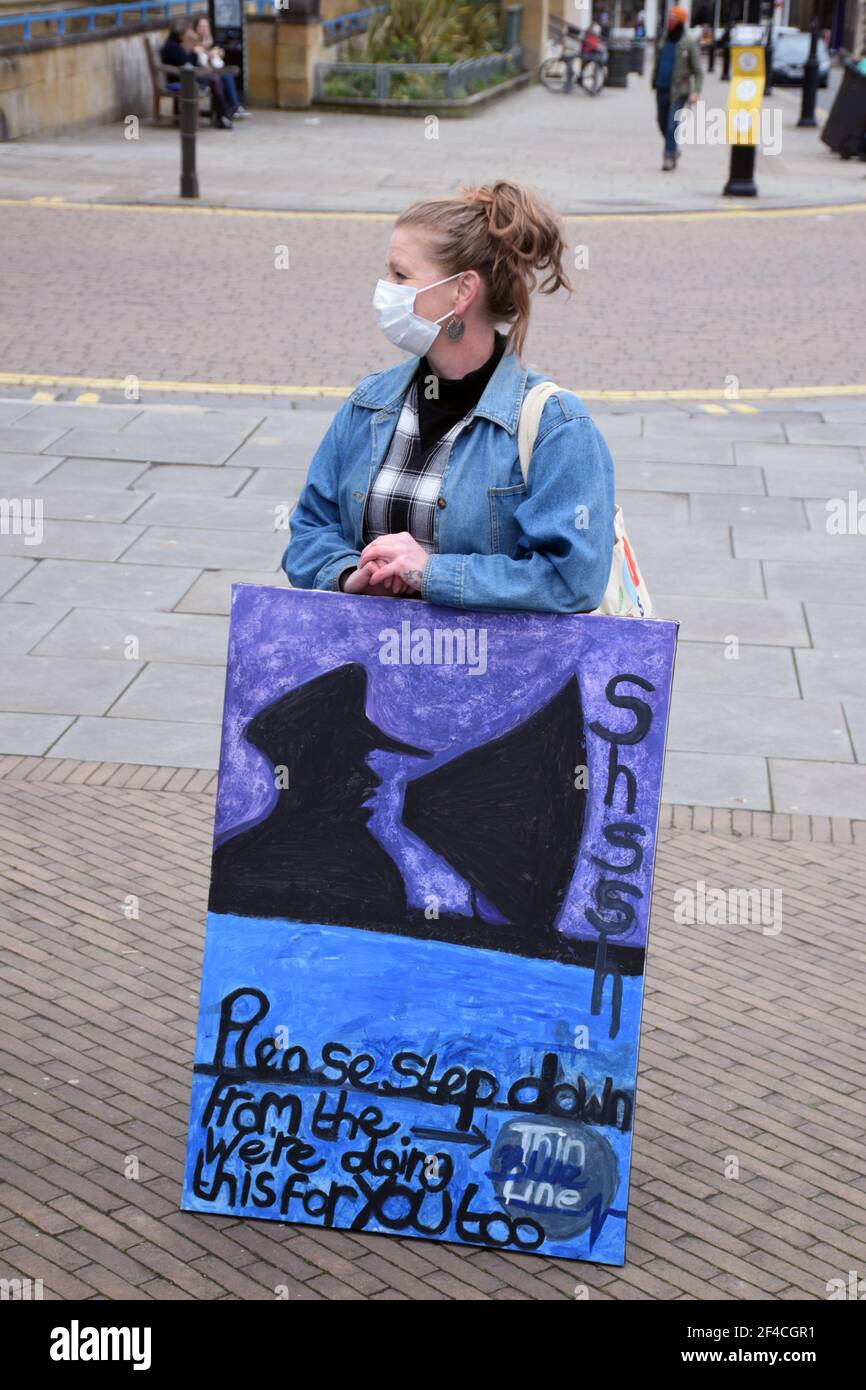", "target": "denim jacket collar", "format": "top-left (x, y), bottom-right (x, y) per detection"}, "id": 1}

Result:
top-left (351, 345), bottom-right (530, 435)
